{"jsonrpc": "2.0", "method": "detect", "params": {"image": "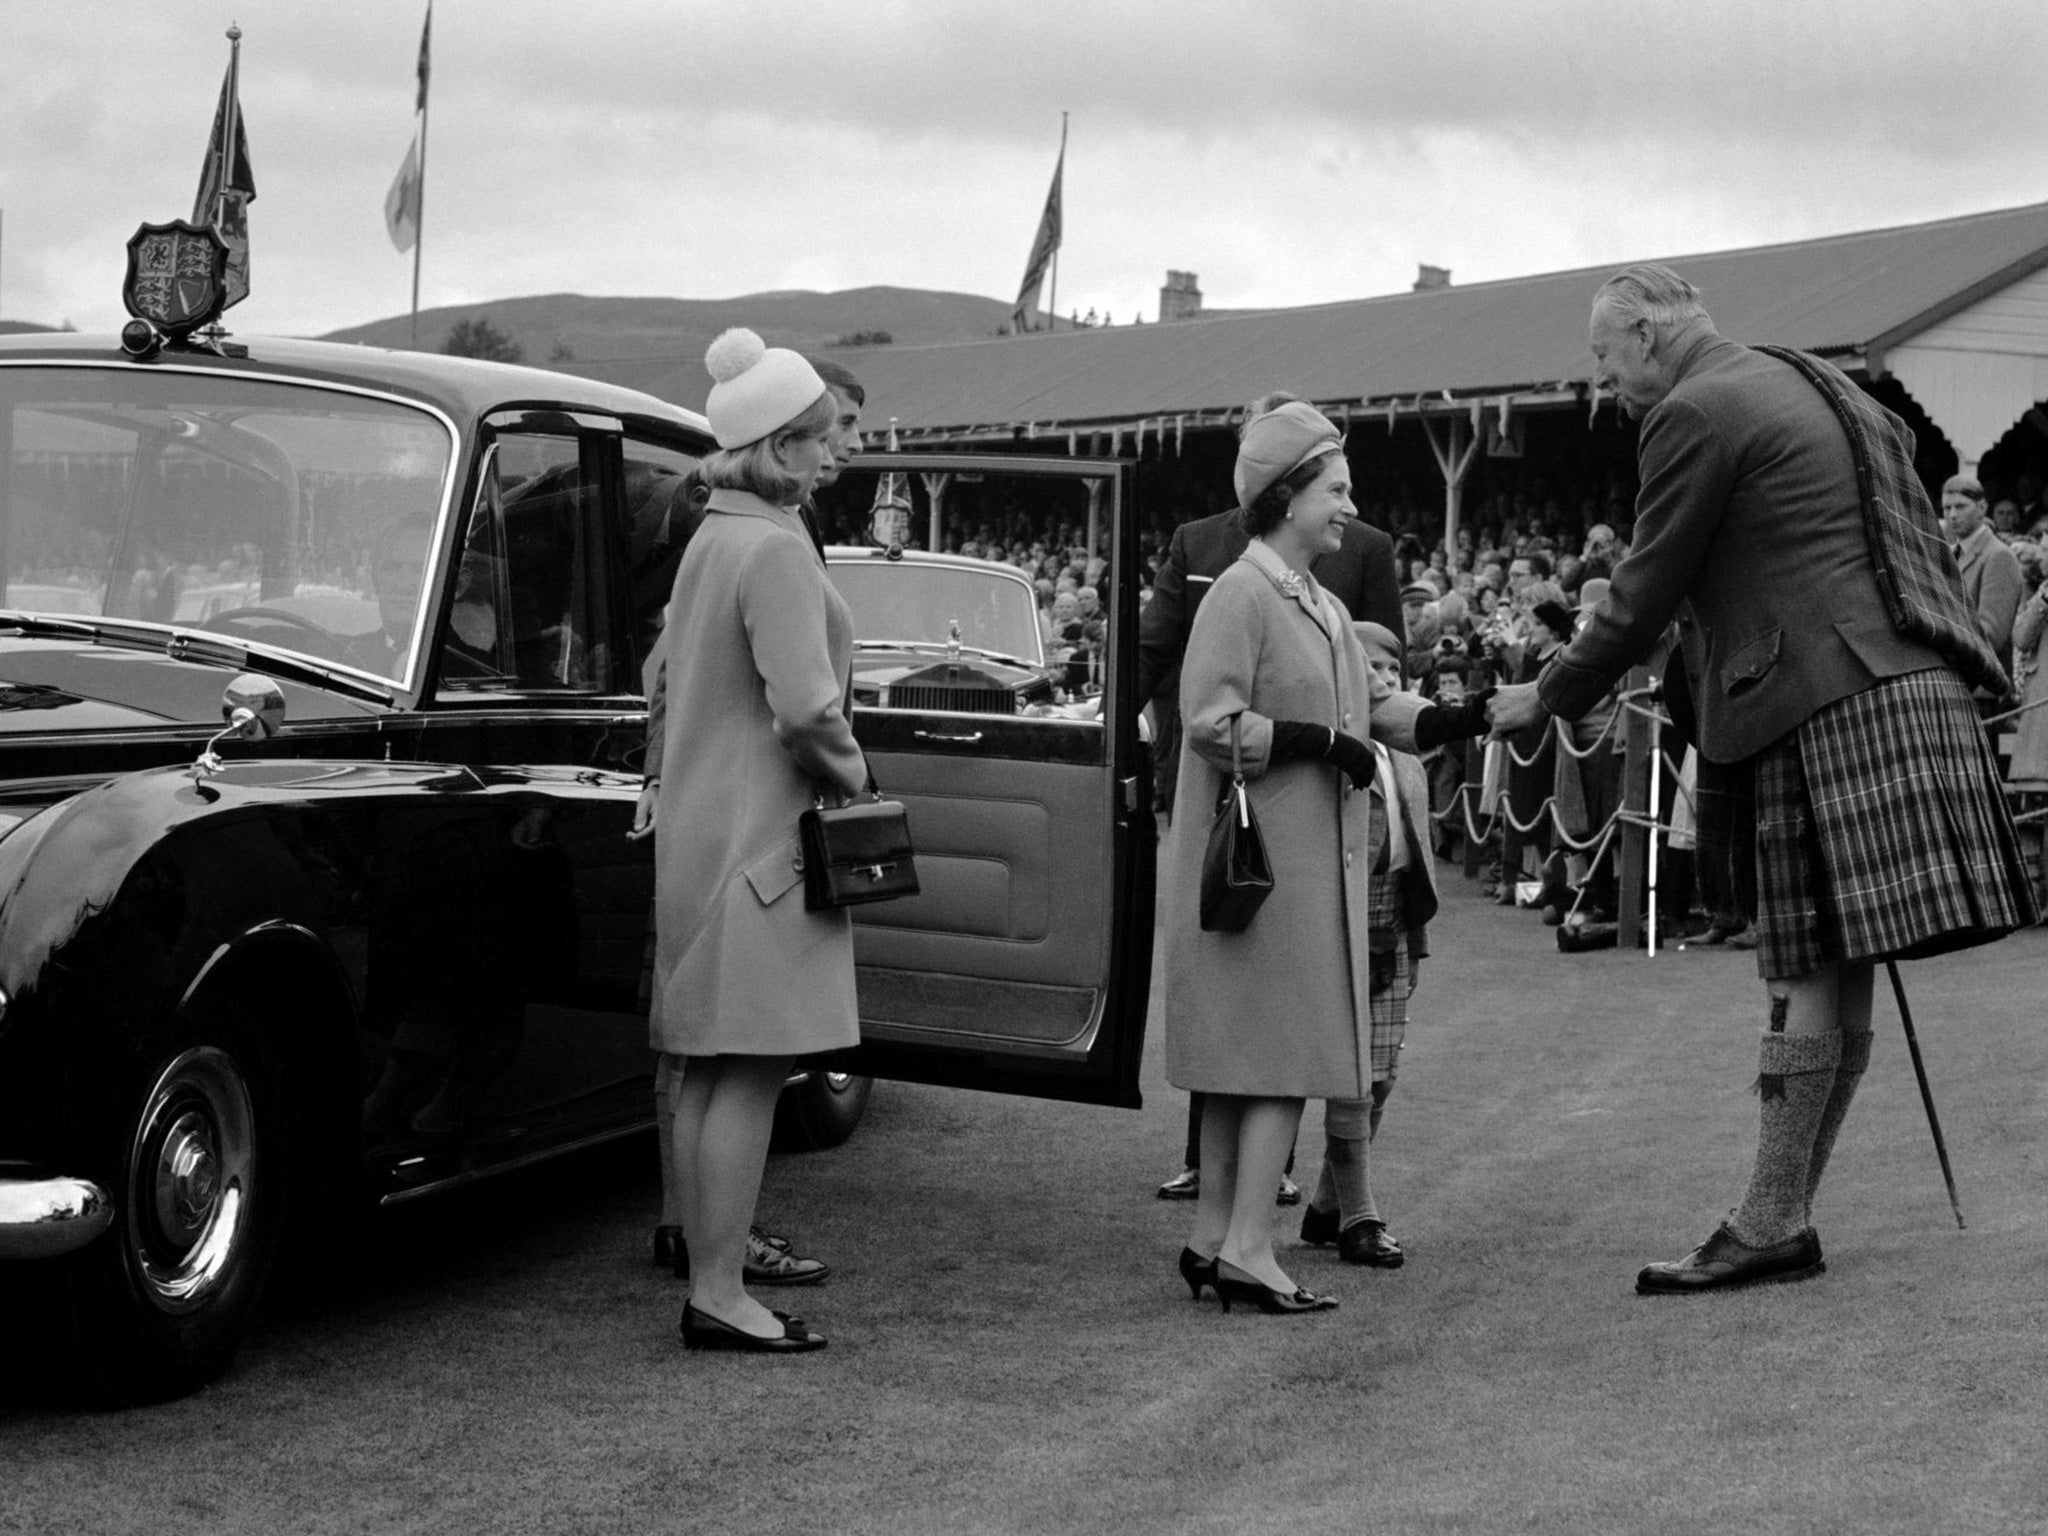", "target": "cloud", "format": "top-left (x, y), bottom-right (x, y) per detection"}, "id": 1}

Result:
top-left (3, 0), bottom-right (2046, 339)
